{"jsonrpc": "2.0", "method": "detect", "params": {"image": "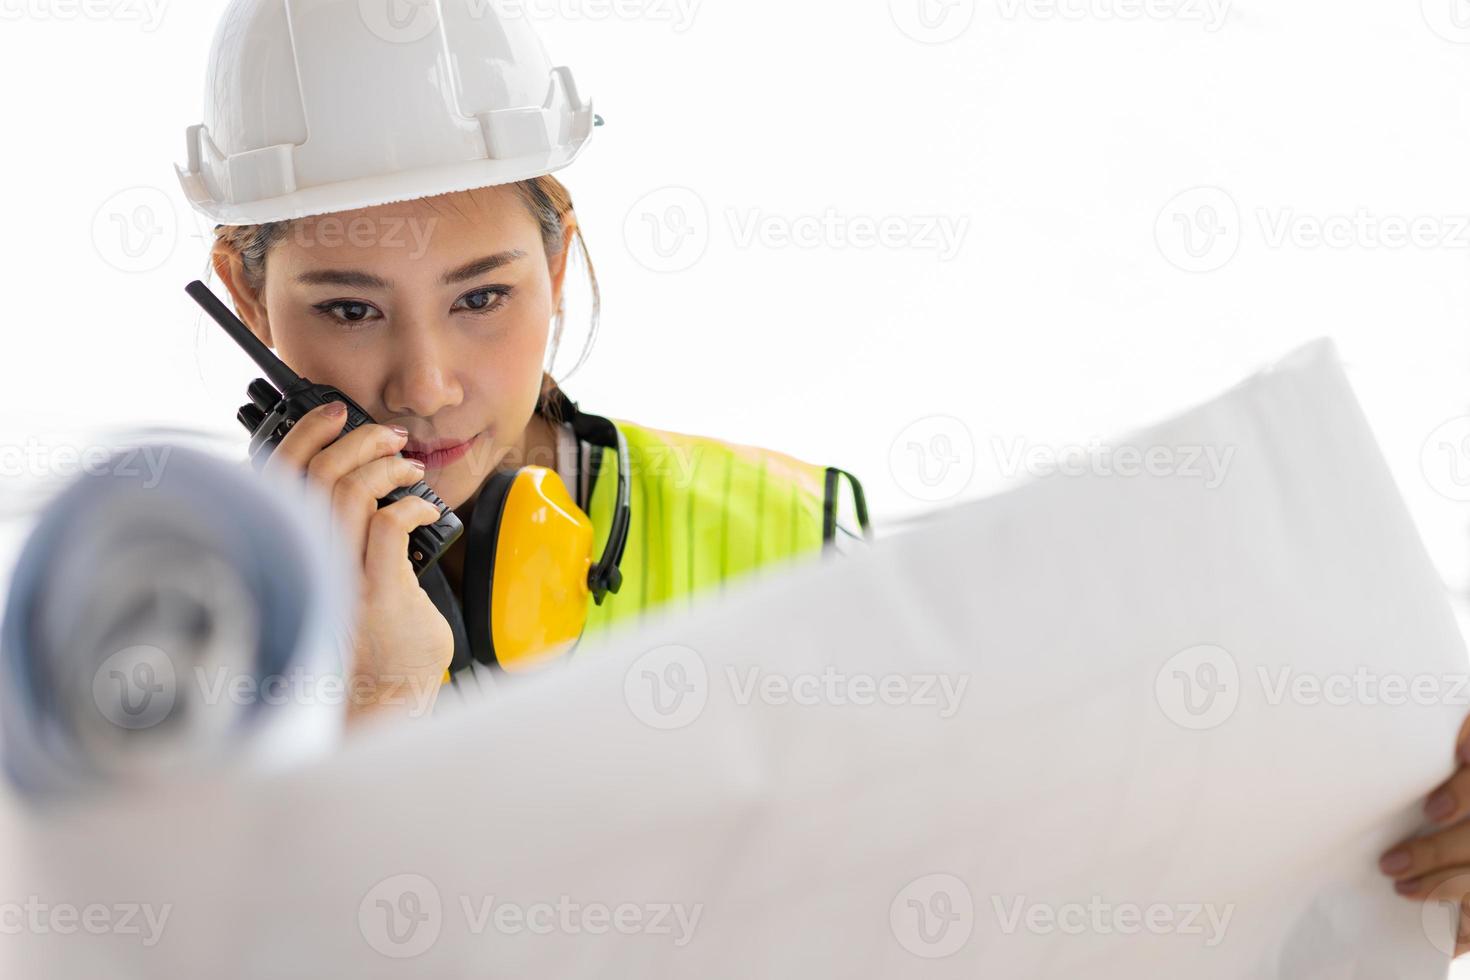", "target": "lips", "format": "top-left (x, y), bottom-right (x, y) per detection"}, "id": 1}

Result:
top-left (402, 436), bottom-right (477, 470)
